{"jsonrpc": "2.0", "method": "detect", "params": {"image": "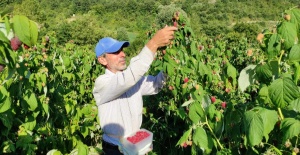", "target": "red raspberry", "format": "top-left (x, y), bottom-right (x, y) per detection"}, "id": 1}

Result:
top-left (10, 37), bottom-right (22, 51)
top-left (211, 96), bottom-right (216, 103)
top-left (221, 102), bottom-right (227, 108)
